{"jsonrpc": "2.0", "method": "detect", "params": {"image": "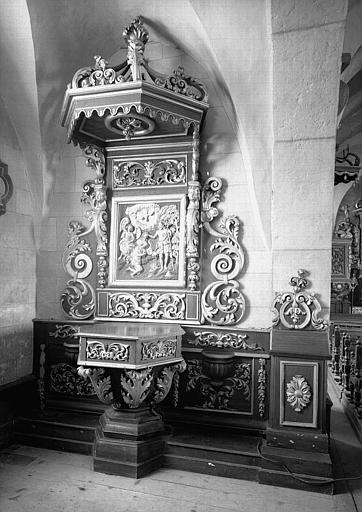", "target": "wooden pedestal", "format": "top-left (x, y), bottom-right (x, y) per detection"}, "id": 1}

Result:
top-left (93, 406), bottom-right (165, 478)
